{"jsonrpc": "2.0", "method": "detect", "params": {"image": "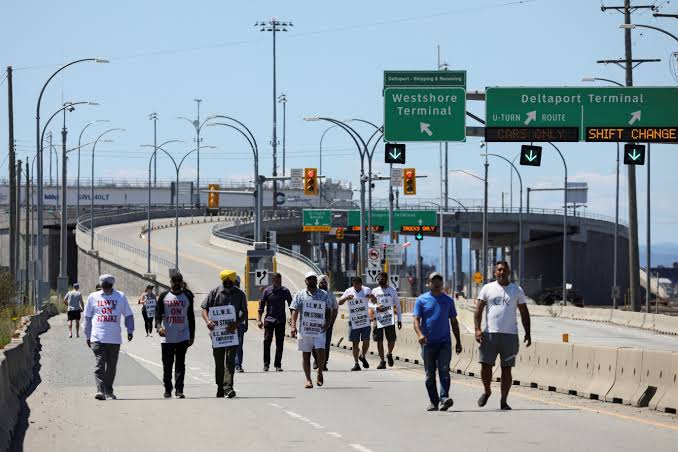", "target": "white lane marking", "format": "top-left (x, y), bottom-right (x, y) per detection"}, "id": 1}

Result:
top-left (285, 410), bottom-right (302, 418)
top-left (269, 402), bottom-right (283, 409)
top-left (308, 422), bottom-right (324, 429)
top-left (125, 352), bottom-right (162, 367)
top-left (327, 432), bottom-right (342, 438)
top-left (350, 444), bottom-right (375, 452)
